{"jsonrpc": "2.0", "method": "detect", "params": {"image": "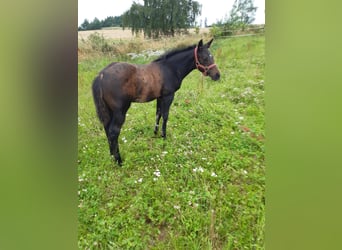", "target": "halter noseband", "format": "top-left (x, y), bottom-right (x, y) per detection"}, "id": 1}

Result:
top-left (194, 46), bottom-right (217, 76)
